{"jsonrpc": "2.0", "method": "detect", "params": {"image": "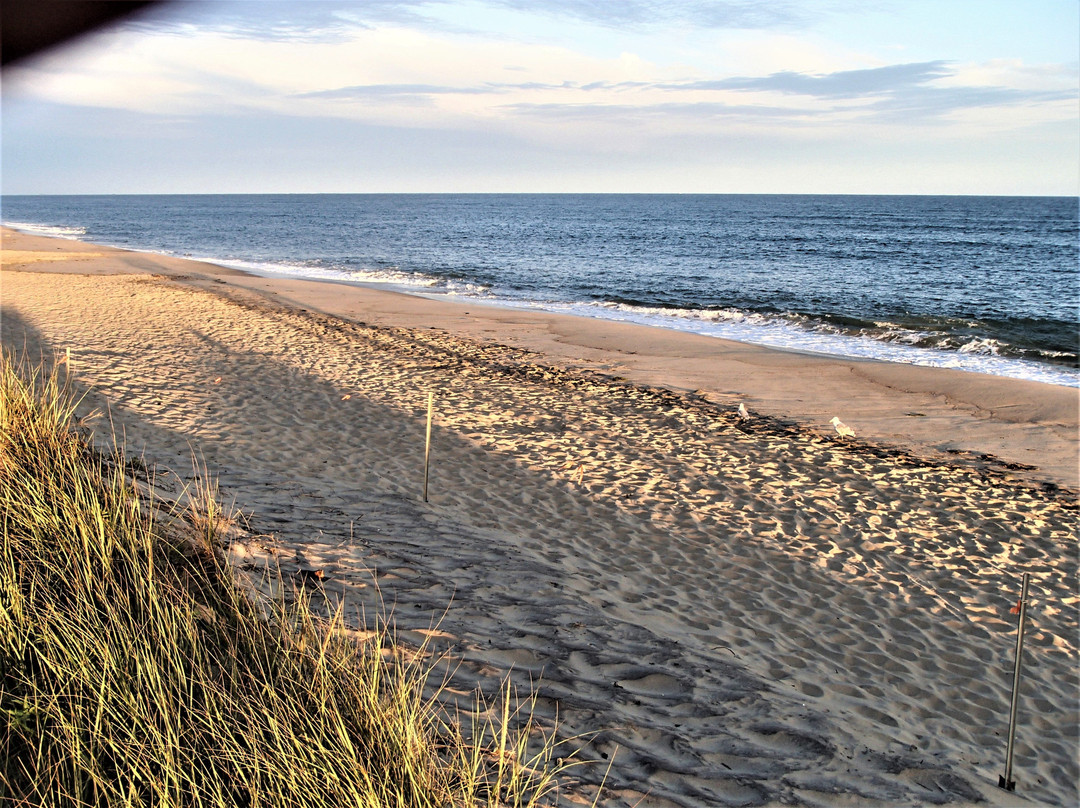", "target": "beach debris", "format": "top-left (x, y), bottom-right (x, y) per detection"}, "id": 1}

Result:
top-left (830, 416), bottom-right (855, 439)
top-left (341, 393), bottom-right (352, 400)
top-left (294, 568), bottom-right (326, 585)
top-left (738, 402), bottom-right (751, 421)
top-left (560, 461), bottom-right (585, 485)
